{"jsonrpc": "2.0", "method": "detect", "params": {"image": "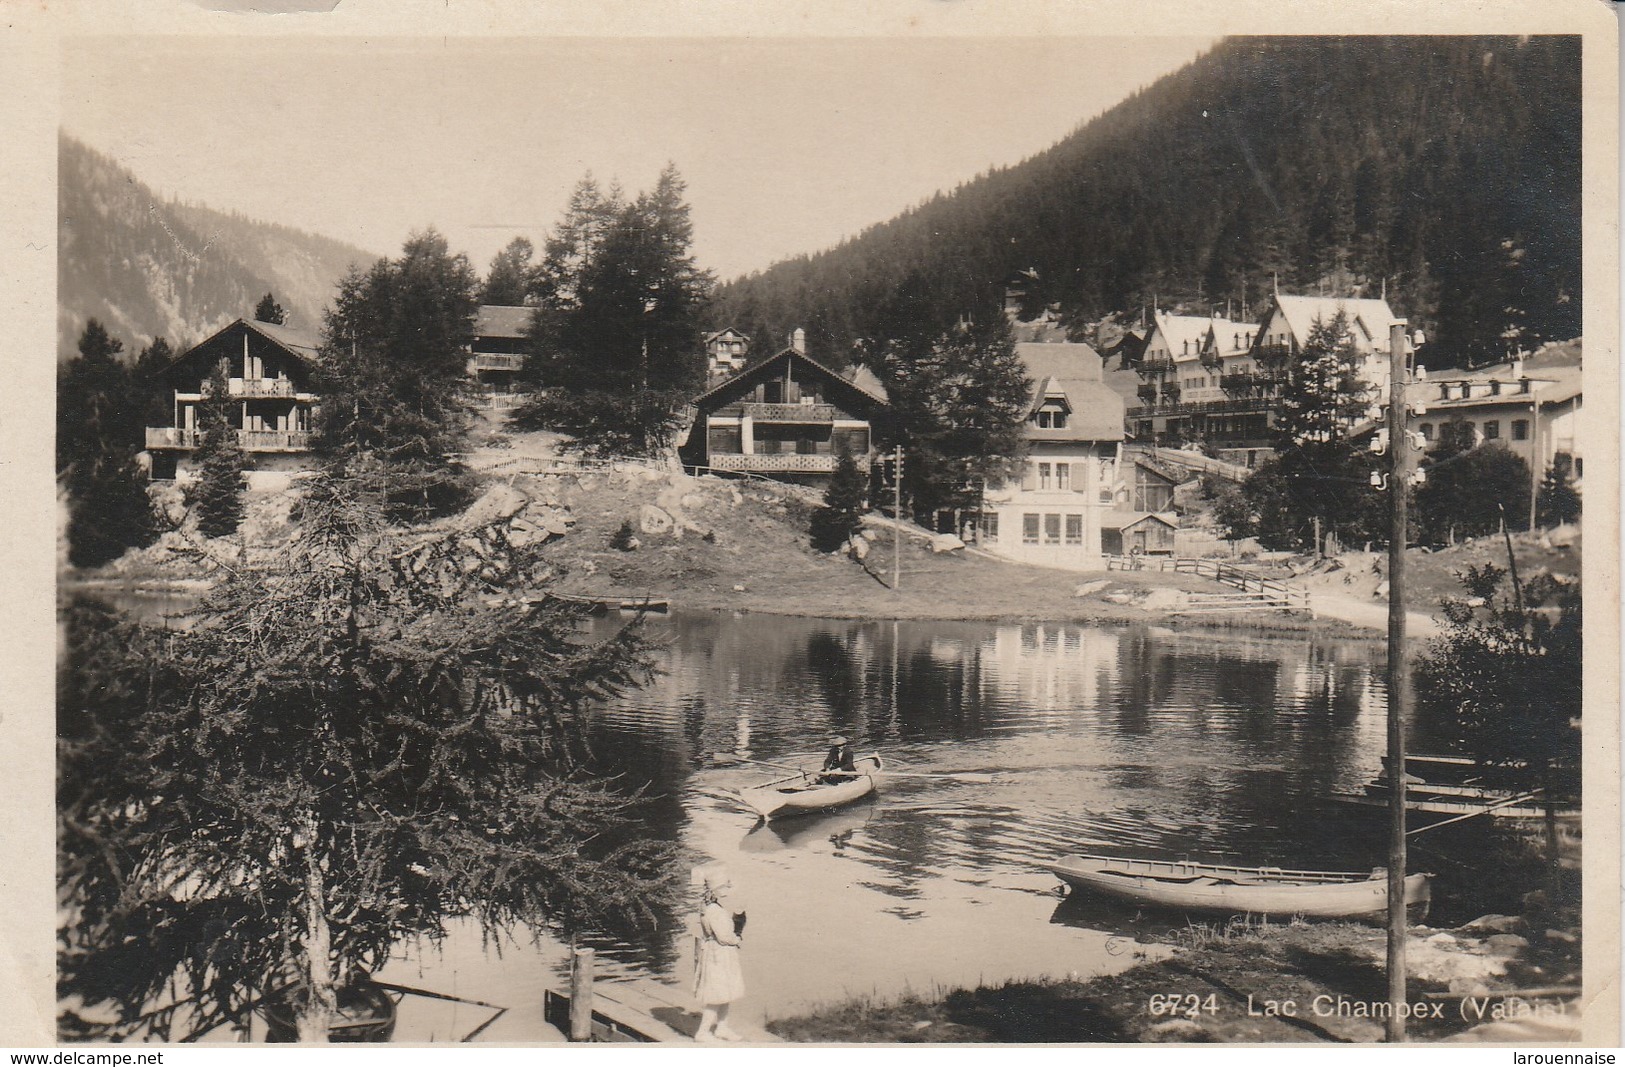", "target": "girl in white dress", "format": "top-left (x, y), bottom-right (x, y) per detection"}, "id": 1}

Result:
top-left (692, 865), bottom-right (745, 1041)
